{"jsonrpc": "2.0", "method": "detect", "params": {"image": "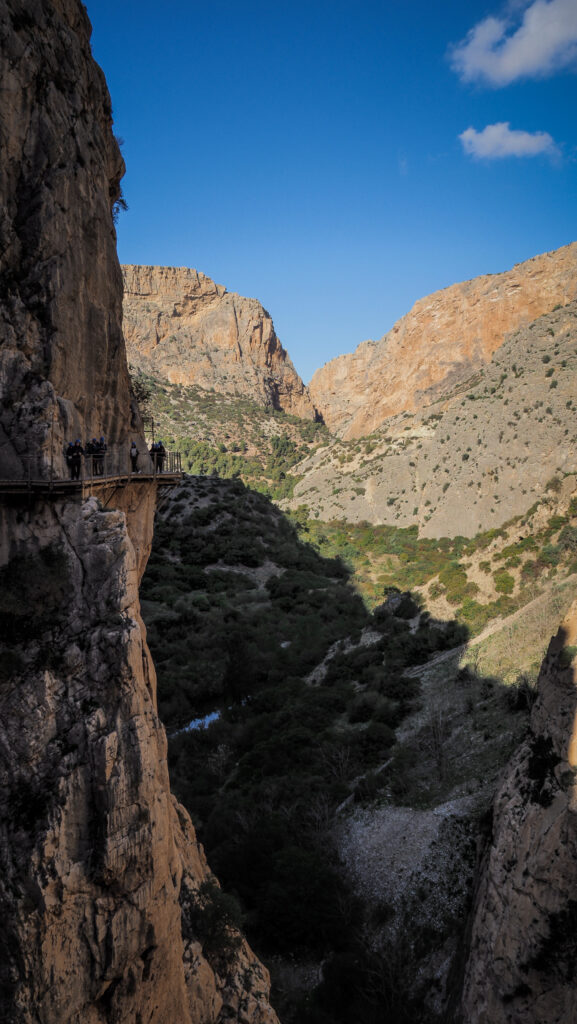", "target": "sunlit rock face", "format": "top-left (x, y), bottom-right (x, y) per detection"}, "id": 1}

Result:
top-left (0, 2), bottom-right (278, 1021)
top-left (122, 263), bottom-right (318, 420)
top-left (309, 243), bottom-right (577, 439)
top-left (460, 598), bottom-right (577, 1024)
